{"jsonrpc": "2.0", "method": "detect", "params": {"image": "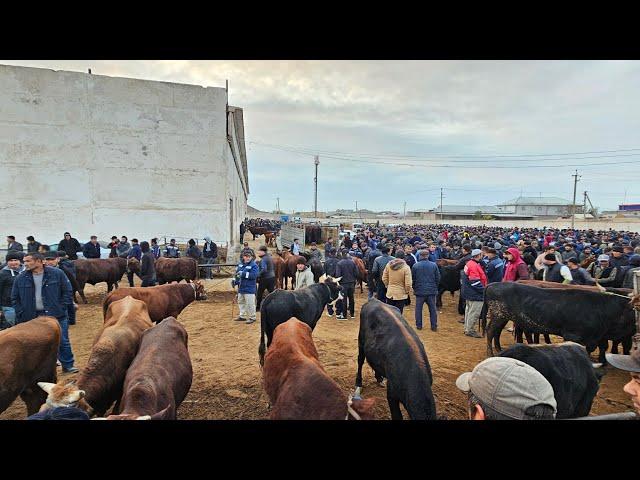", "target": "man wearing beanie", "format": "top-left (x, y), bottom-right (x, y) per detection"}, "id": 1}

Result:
top-left (622, 255), bottom-right (640, 289)
top-left (57, 232), bottom-right (82, 260)
top-left (0, 252), bottom-right (25, 328)
top-left (609, 245), bottom-right (629, 269)
top-left (139, 241), bottom-right (157, 287)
